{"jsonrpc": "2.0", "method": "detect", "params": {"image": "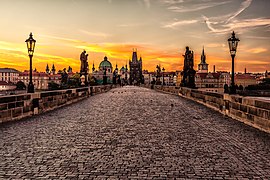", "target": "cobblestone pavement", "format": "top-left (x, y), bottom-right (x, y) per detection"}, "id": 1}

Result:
top-left (0, 86), bottom-right (270, 179)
